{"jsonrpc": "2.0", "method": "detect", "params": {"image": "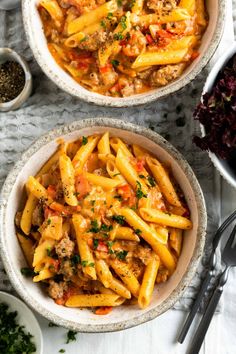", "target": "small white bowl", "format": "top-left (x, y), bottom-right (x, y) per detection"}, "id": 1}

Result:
top-left (0, 48), bottom-right (32, 112)
top-left (0, 291), bottom-right (43, 354)
top-left (22, 0), bottom-right (226, 107)
top-left (0, 119), bottom-right (207, 332)
top-left (200, 42), bottom-right (236, 189)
